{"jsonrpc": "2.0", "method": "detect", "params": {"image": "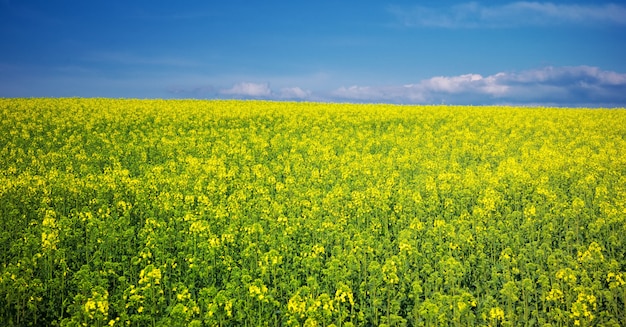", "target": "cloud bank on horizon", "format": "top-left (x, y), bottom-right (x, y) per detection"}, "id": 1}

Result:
top-left (186, 66), bottom-right (626, 107)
